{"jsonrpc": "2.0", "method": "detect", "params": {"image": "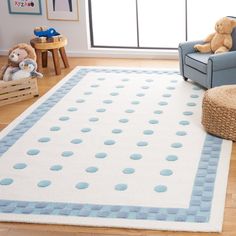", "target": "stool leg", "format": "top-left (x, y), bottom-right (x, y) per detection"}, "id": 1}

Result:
top-left (51, 49), bottom-right (61, 75)
top-left (35, 49), bottom-right (42, 71)
top-left (59, 47), bottom-right (69, 68)
top-left (42, 51), bottom-right (48, 68)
